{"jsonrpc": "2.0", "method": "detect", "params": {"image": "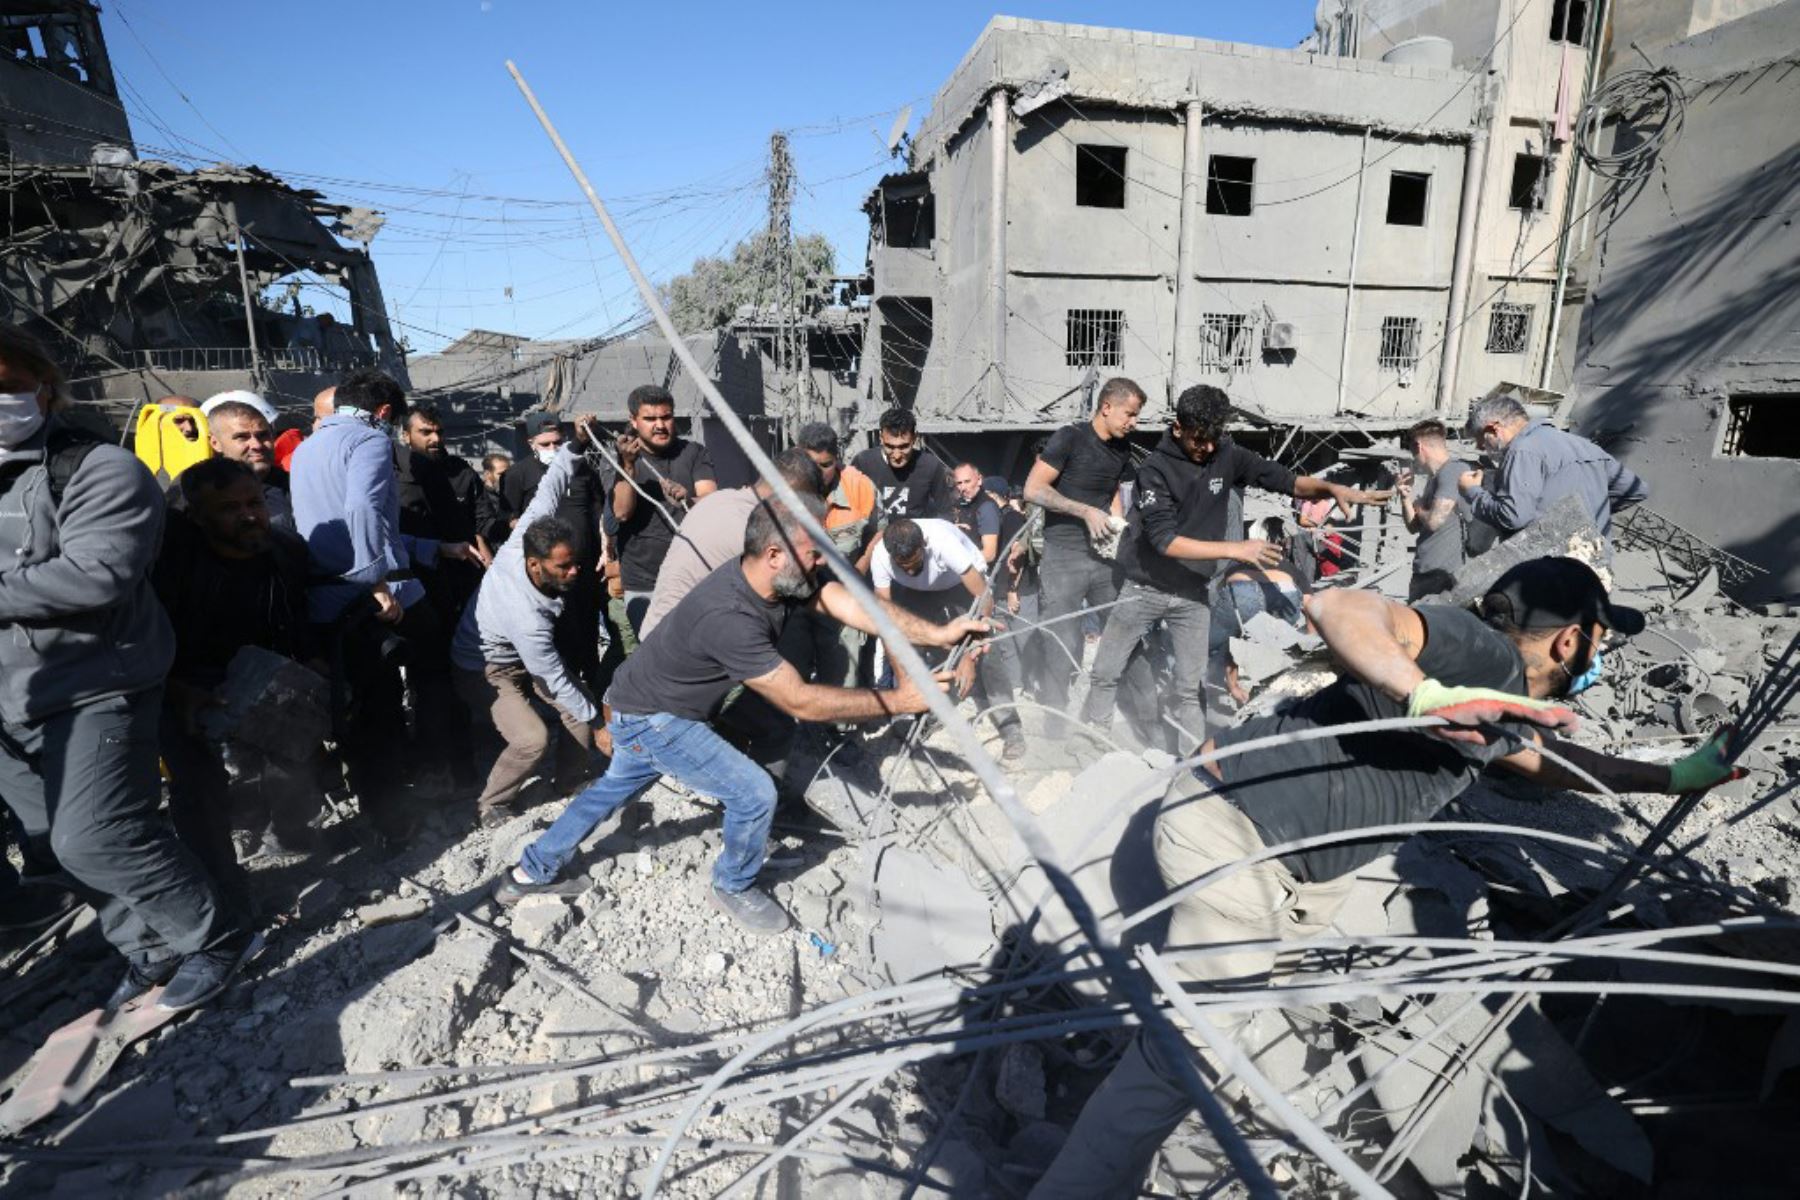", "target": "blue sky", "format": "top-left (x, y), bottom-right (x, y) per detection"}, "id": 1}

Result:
top-left (97, 1), bottom-right (1319, 353)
